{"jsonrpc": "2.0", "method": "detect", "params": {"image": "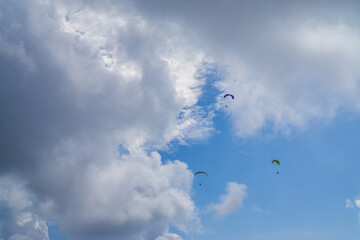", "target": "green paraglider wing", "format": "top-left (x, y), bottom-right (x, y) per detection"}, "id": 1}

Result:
top-left (271, 160), bottom-right (280, 165)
